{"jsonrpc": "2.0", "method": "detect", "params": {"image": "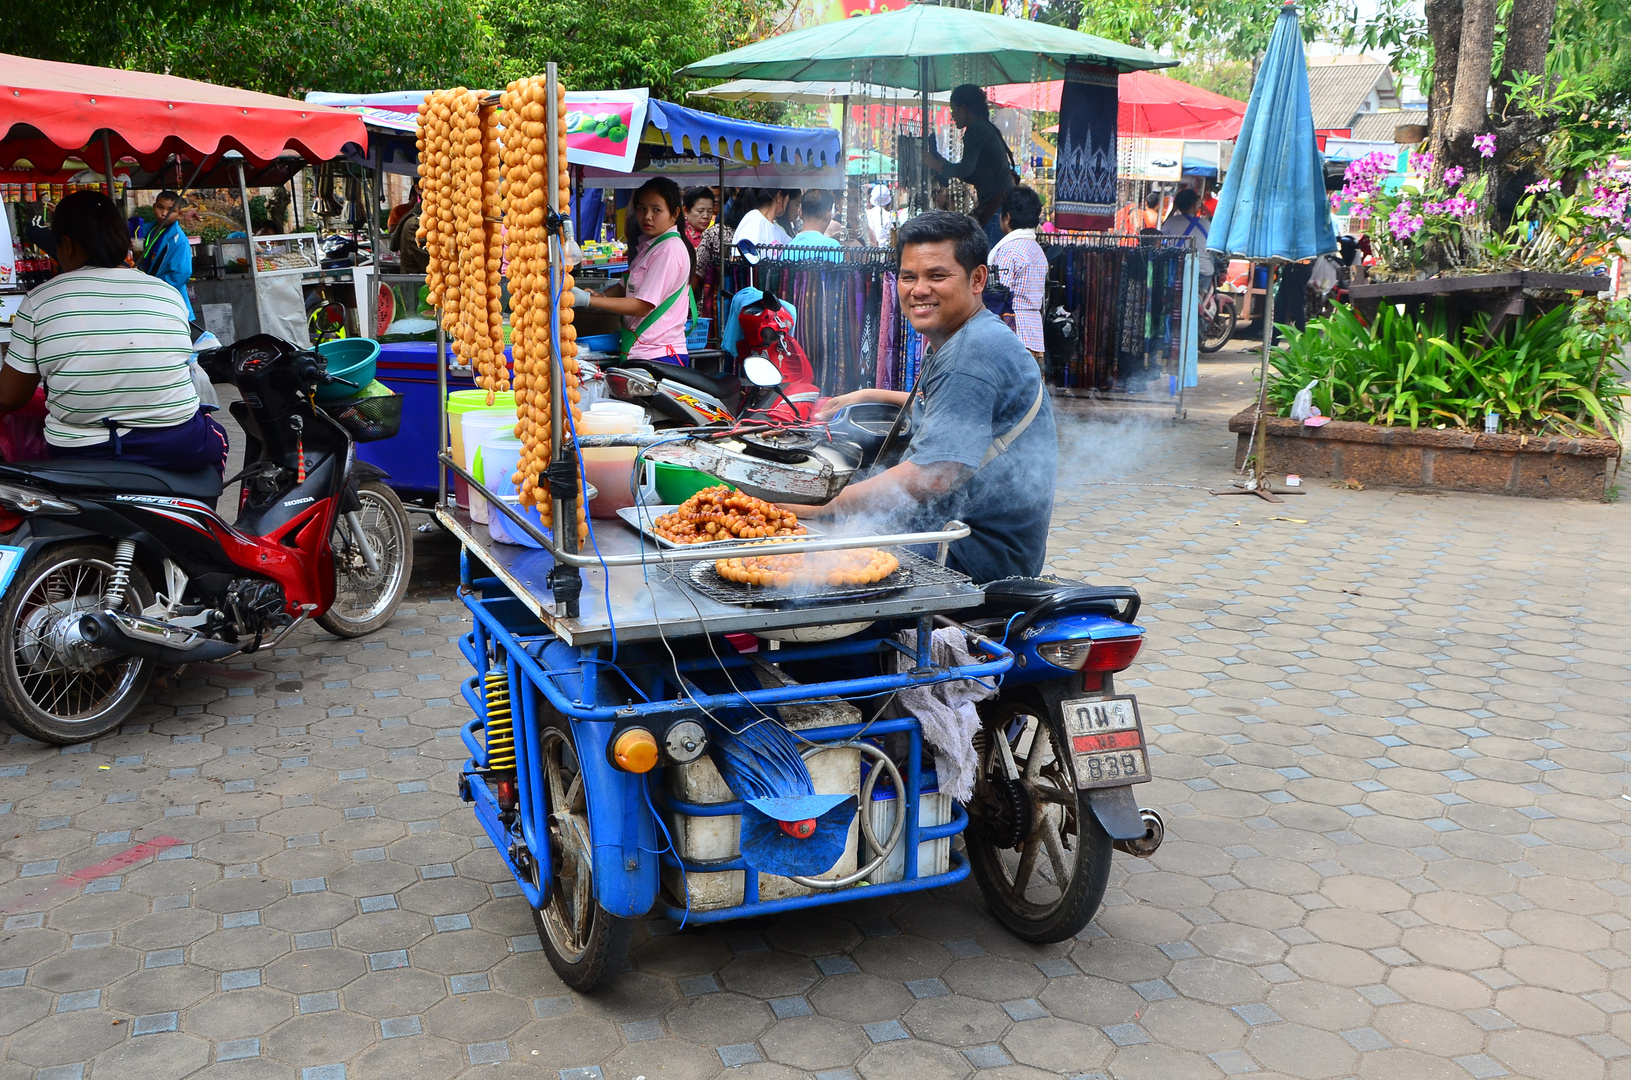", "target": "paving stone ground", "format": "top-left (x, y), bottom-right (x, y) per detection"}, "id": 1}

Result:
top-left (1, 346), bottom-right (1629, 1080)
